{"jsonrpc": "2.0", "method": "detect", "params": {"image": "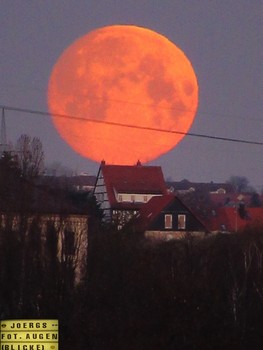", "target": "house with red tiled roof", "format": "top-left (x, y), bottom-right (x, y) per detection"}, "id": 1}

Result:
top-left (166, 179), bottom-right (234, 195)
top-left (207, 207), bottom-right (263, 233)
top-left (93, 162), bottom-right (167, 228)
top-left (128, 193), bottom-right (208, 240)
top-left (209, 192), bottom-right (258, 209)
